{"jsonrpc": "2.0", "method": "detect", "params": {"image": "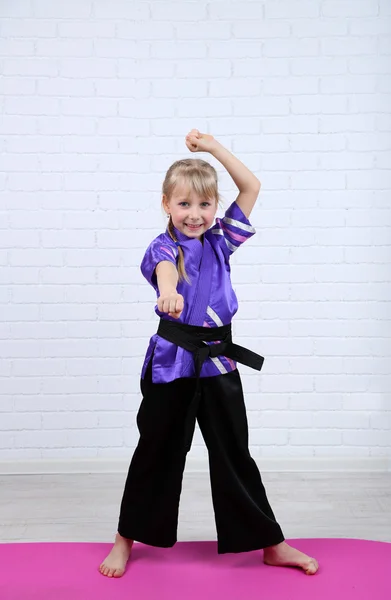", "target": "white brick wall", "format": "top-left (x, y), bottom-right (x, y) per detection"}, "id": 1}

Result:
top-left (0, 0), bottom-right (390, 465)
